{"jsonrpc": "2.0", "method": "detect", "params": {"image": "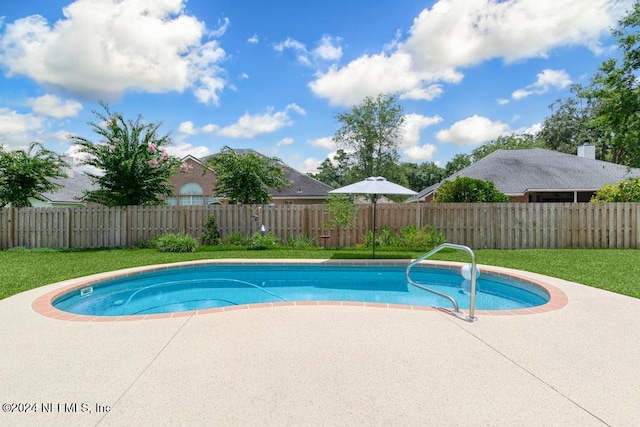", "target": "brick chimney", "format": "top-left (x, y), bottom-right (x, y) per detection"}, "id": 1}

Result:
top-left (577, 143), bottom-right (595, 160)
